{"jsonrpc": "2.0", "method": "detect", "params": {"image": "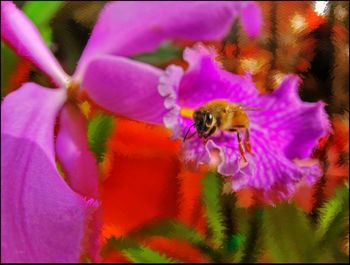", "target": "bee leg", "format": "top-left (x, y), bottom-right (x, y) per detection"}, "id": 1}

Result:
top-left (236, 131), bottom-right (247, 162)
top-left (185, 130), bottom-right (198, 142)
top-left (244, 129), bottom-right (252, 154)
